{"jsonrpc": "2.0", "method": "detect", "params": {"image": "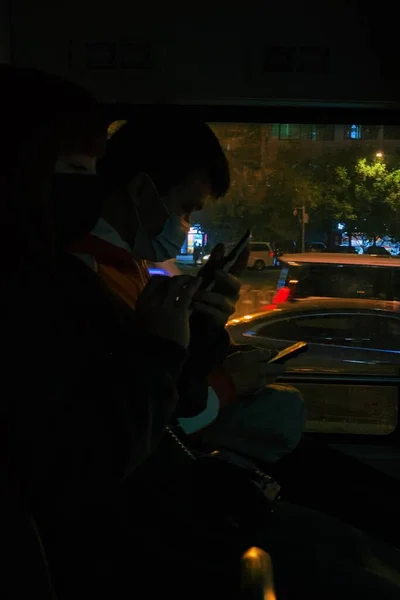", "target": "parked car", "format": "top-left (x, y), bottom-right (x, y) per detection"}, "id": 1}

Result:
top-left (332, 245), bottom-right (359, 254)
top-left (227, 297), bottom-right (400, 435)
top-left (201, 240), bottom-right (276, 270)
top-left (307, 241), bottom-right (327, 252)
top-left (247, 241), bottom-right (276, 270)
top-left (277, 252), bottom-right (400, 302)
top-left (228, 298), bottom-right (400, 373)
top-left (364, 245), bottom-right (392, 256)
